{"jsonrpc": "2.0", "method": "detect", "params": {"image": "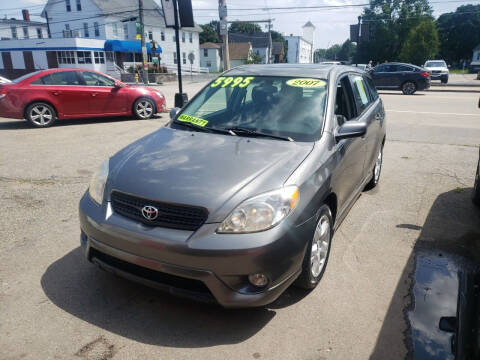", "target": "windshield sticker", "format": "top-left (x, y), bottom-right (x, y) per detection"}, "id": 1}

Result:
top-left (210, 76), bottom-right (255, 88)
top-left (286, 78), bottom-right (326, 88)
top-left (177, 114), bottom-right (209, 127)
